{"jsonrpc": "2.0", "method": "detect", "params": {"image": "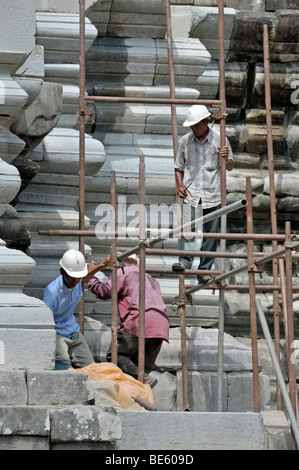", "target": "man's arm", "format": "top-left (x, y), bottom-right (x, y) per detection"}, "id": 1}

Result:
top-left (82, 255), bottom-right (111, 284)
top-left (175, 169), bottom-right (188, 198)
